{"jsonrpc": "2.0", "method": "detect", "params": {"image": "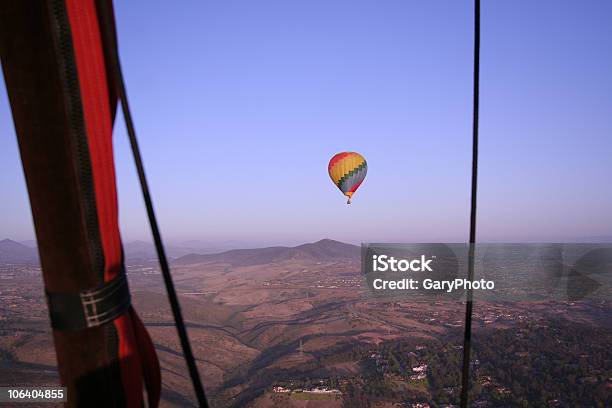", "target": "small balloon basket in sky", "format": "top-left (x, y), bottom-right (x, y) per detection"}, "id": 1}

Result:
top-left (328, 152), bottom-right (367, 204)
